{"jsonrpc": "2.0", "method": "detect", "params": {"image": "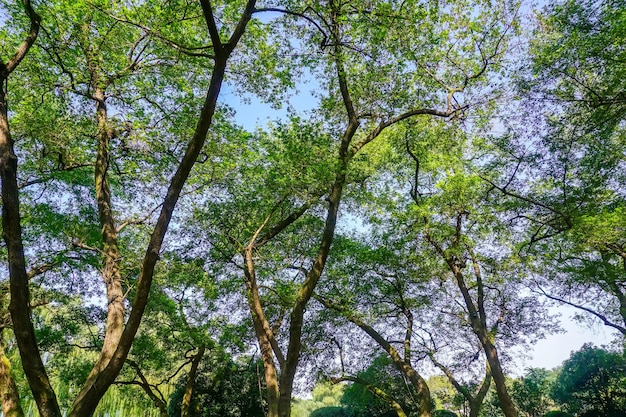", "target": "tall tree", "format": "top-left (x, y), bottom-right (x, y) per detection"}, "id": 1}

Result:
top-left (1, 1), bottom-right (263, 416)
top-left (487, 0), bottom-right (626, 336)
top-left (212, 1), bottom-right (519, 416)
top-left (0, 1), bottom-right (45, 415)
